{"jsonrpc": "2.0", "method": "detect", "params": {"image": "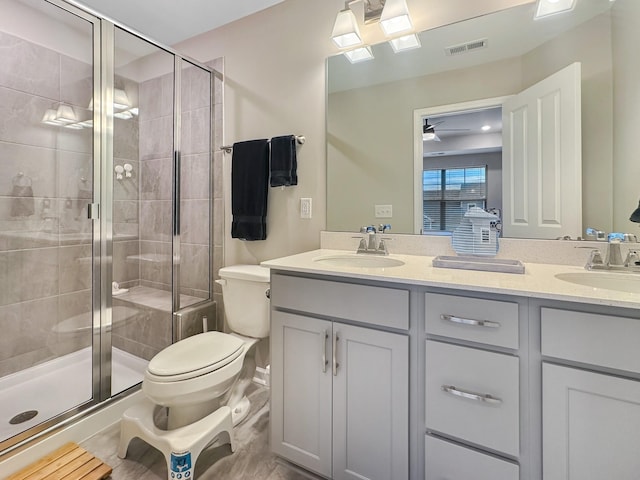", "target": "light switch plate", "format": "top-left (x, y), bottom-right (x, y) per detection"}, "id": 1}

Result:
top-left (375, 204), bottom-right (393, 218)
